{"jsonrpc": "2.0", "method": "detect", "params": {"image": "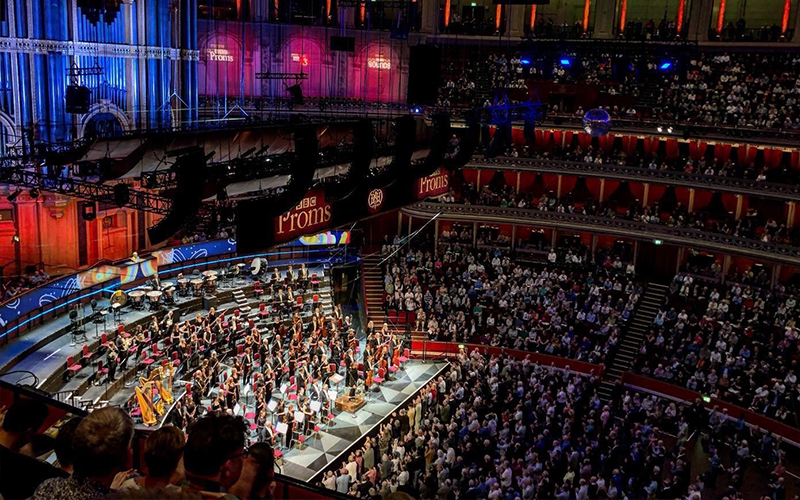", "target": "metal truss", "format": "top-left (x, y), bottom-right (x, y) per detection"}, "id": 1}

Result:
top-left (0, 164), bottom-right (174, 215)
